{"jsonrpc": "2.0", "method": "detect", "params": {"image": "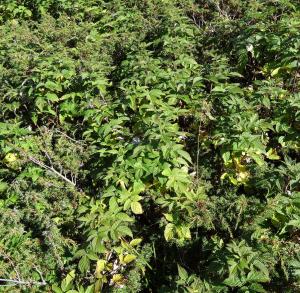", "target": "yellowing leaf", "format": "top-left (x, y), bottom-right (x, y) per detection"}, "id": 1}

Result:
top-left (266, 148), bottom-right (280, 160)
top-left (123, 254), bottom-right (137, 264)
top-left (163, 213), bottom-right (173, 222)
top-left (271, 67), bottom-right (281, 77)
top-left (129, 238), bottom-right (142, 246)
top-left (229, 176), bottom-right (238, 185)
top-left (182, 226), bottom-right (191, 239)
top-left (96, 259), bottom-right (106, 278)
top-left (233, 157), bottom-right (246, 172)
top-left (61, 270), bottom-right (75, 292)
top-left (221, 172), bottom-right (228, 180)
top-left (164, 223), bottom-right (175, 241)
top-left (4, 153), bottom-right (17, 163)
top-left (131, 201), bottom-right (143, 214)
top-left (112, 274), bottom-right (124, 284)
top-left (237, 171), bottom-right (250, 183)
